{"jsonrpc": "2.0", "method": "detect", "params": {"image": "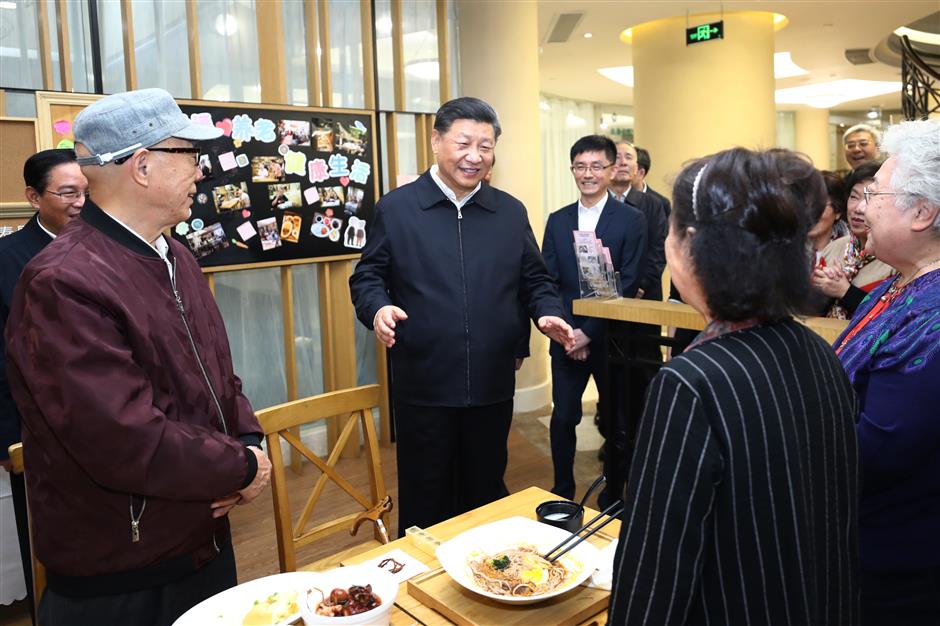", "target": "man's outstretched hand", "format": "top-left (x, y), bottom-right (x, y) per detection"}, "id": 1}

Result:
top-left (538, 316), bottom-right (576, 352)
top-left (373, 305), bottom-right (409, 348)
